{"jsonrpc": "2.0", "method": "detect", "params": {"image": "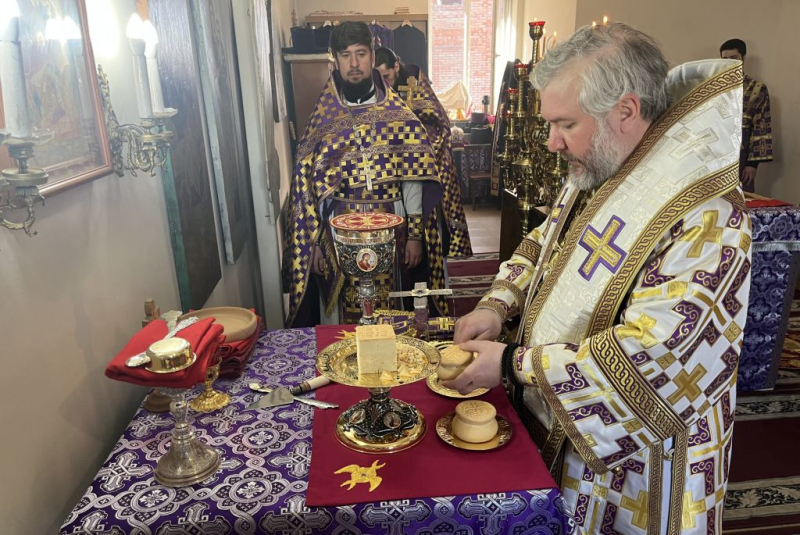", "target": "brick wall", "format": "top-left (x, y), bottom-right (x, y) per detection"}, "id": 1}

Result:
top-left (430, 0), bottom-right (494, 112)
